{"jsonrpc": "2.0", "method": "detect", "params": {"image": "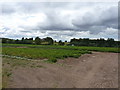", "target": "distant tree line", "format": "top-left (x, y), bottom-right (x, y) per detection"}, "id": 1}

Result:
top-left (2, 37), bottom-right (54, 45)
top-left (1, 37), bottom-right (120, 47)
top-left (70, 38), bottom-right (120, 47)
